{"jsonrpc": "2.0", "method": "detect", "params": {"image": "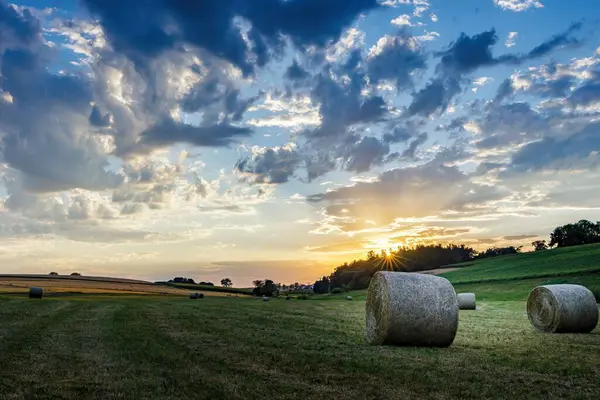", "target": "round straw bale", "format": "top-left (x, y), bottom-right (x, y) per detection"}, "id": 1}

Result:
top-left (457, 293), bottom-right (476, 310)
top-left (262, 296), bottom-right (269, 301)
top-left (29, 287), bottom-right (43, 299)
top-left (527, 284), bottom-right (598, 333)
top-left (198, 293), bottom-right (204, 299)
top-left (189, 292), bottom-right (199, 299)
top-left (365, 271), bottom-right (459, 347)
top-left (285, 296), bottom-right (291, 300)
top-left (346, 295), bottom-right (353, 300)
